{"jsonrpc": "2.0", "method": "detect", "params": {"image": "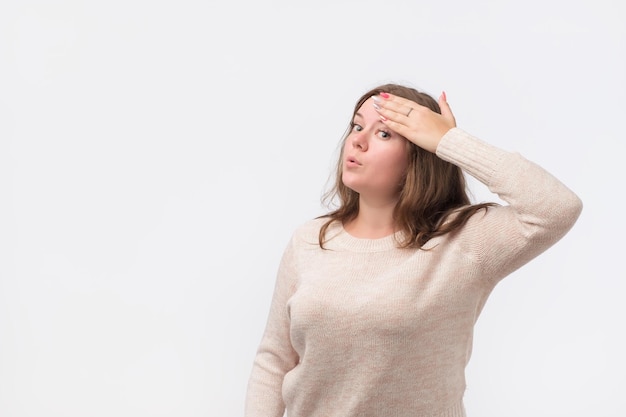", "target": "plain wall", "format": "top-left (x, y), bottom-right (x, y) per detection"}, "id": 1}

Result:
top-left (1, 1), bottom-right (624, 416)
